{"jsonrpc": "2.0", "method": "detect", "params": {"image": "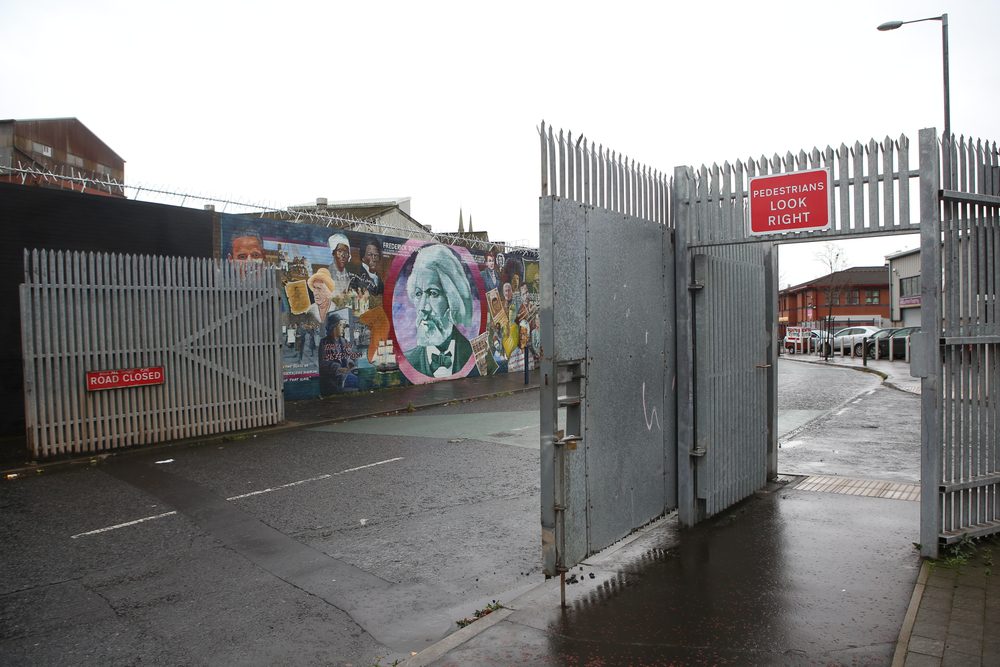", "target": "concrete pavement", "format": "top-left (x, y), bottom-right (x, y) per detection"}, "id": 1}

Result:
top-left (5, 358), bottom-right (997, 665)
top-left (405, 356), bottom-right (999, 666)
top-left (408, 484), bottom-right (921, 666)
